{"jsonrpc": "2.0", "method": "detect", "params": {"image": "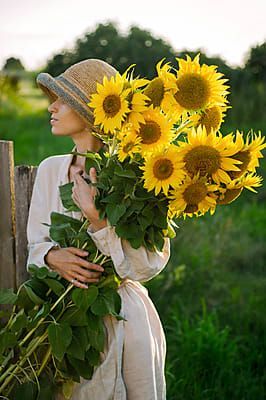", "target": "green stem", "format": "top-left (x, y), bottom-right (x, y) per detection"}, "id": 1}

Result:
top-left (0, 284), bottom-right (74, 391)
top-left (37, 346), bottom-right (52, 377)
top-left (0, 331), bottom-right (47, 394)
